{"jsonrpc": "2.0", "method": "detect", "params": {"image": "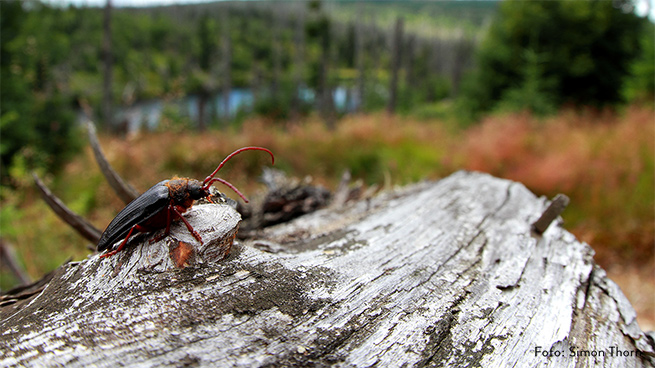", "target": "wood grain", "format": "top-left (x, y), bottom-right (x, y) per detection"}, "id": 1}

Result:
top-left (1, 171), bottom-right (653, 367)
